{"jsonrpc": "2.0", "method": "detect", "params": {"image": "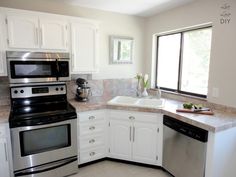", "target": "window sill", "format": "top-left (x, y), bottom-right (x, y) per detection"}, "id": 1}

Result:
top-left (160, 89), bottom-right (207, 102)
